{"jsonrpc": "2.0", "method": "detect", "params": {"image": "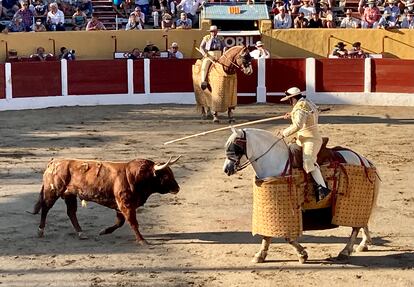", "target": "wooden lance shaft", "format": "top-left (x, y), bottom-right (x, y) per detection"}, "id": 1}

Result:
top-left (163, 108), bottom-right (331, 145)
top-left (163, 115), bottom-right (286, 145)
